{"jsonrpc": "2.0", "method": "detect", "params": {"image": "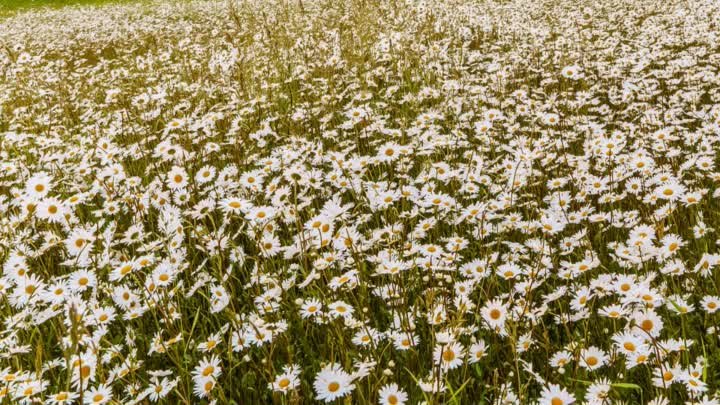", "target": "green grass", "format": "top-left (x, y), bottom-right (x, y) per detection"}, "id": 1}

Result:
top-left (0, 0), bottom-right (135, 13)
